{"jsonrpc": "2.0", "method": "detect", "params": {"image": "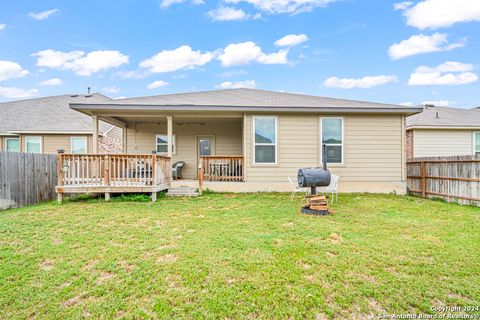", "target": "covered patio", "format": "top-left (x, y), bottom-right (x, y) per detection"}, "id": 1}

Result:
top-left (55, 104), bottom-right (246, 201)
